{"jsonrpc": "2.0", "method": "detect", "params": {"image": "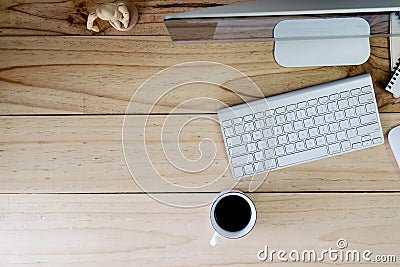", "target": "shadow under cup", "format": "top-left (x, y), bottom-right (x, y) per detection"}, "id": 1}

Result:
top-left (210, 191), bottom-right (257, 240)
